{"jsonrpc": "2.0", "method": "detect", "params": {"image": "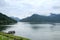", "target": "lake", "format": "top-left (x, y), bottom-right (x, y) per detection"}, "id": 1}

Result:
top-left (2, 22), bottom-right (60, 40)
